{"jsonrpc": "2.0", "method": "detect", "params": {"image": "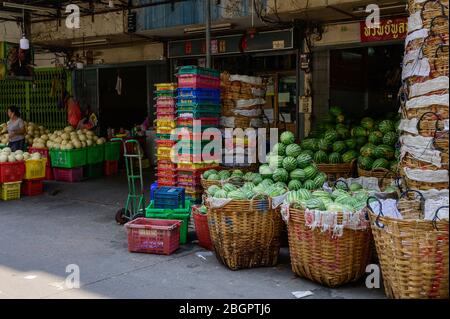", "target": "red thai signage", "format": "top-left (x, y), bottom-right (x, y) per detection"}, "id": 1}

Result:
top-left (360, 17), bottom-right (408, 42)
